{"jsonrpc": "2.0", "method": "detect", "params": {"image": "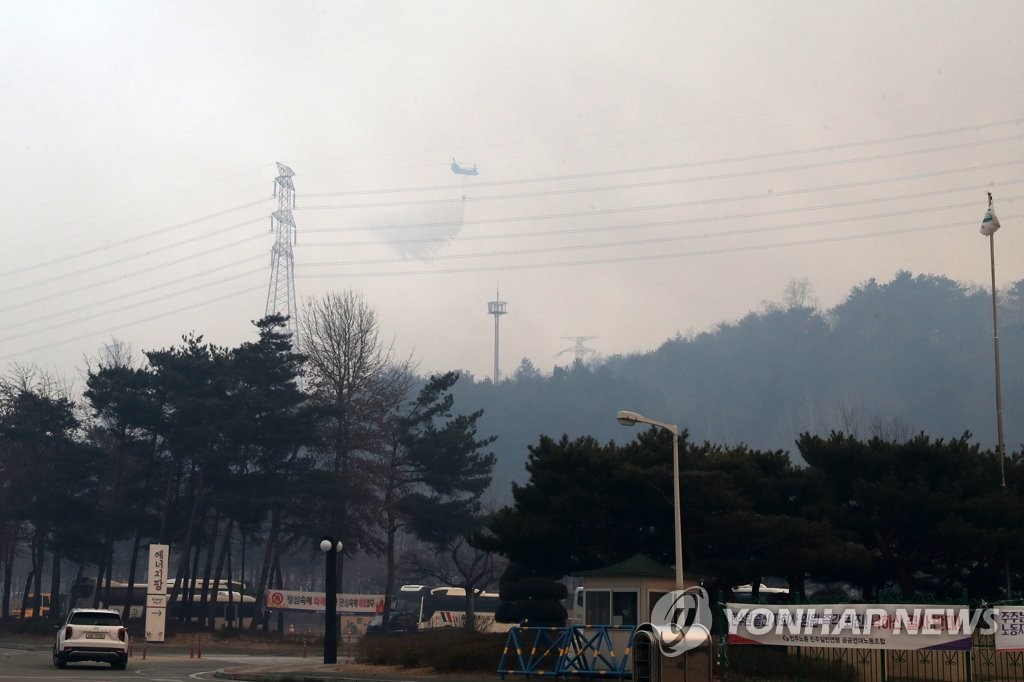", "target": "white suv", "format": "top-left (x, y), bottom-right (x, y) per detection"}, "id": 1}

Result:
top-left (53, 608), bottom-right (130, 670)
